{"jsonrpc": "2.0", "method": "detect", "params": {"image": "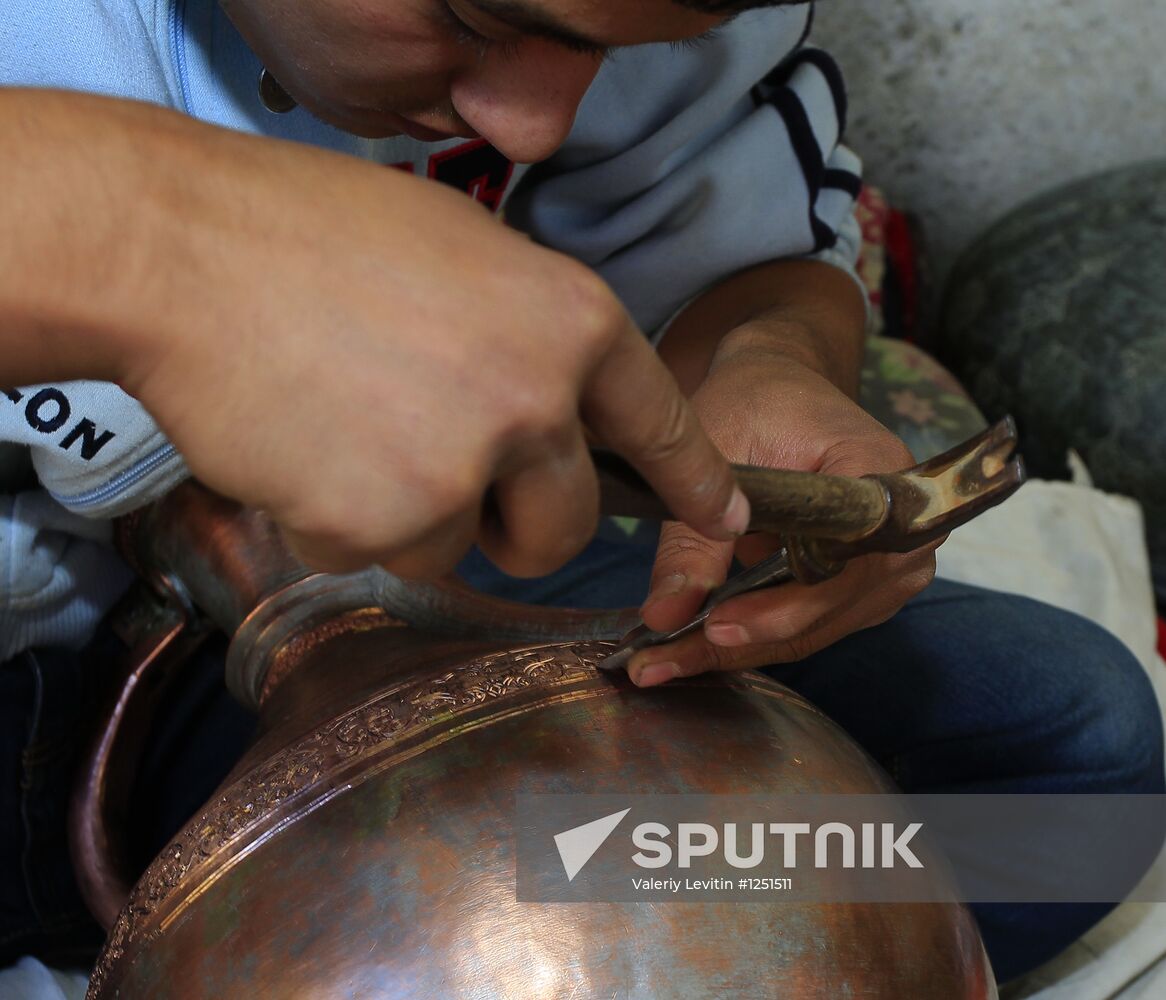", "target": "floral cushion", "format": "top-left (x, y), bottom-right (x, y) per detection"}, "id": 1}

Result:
top-left (860, 337), bottom-right (986, 463)
top-left (854, 186), bottom-right (986, 461)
